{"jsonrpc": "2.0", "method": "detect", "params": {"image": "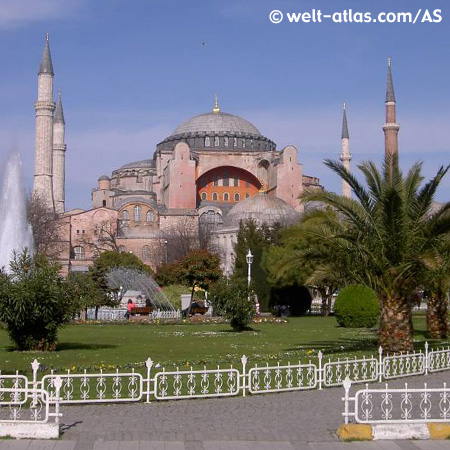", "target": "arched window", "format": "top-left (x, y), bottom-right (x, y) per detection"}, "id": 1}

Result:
top-left (234, 193), bottom-right (240, 202)
top-left (142, 245), bottom-right (151, 260)
top-left (234, 177), bottom-right (239, 187)
top-left (213, 174), bottom-right (219, 187)
top-left (102, 200), bottom-right (106, 207)
top-left (212, 192), bottom-right (218, 201)
top-left (205, 136), bottom-right (211, 147)
top-left (223, 193), bottom-right (229, 201)
top-left (201, 192), bottom-right (207, 201)
top-left (146, 211), bottom-right (154, 222)
top-left (120, 210), bottom-right (129, 220)
top-left (233, 137), bottom-right (237, 147)
top-left (245, 193), bottom-right (250, 199)
top-left (118, 245), bottom-right (126, 253)
top-left (214, 136), bottom-right (219, 147)
top-left (242, 139), bottom-right (246, 148)
top-left (73, 246), bottom-right (85, 260)
top-left (134, 205), bottom-right (141, 222)
top-left (224, 136), bottom-right (229, 147)
top-left (223, 170), bottom-right (229, 187)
